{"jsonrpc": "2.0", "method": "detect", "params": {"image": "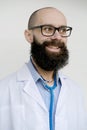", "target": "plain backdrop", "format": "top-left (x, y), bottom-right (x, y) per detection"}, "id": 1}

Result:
top-left (0, 0), bottom-right (87, 110)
